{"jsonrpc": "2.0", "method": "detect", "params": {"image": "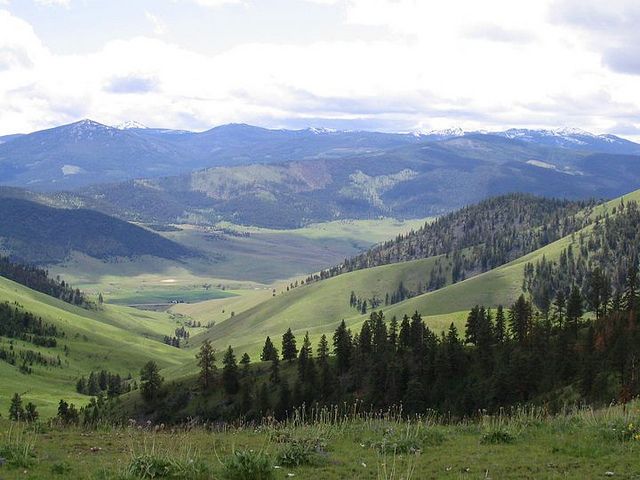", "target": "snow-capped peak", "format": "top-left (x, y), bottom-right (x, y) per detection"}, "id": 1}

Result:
top-left (551, 127), bottom-right (595, 137)
top-left (114, 120), bottom-right (148, 130)
top-left (416, 127), bottom-right (466, 138)
top-left (307, 127), bottom-right (337, 134)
